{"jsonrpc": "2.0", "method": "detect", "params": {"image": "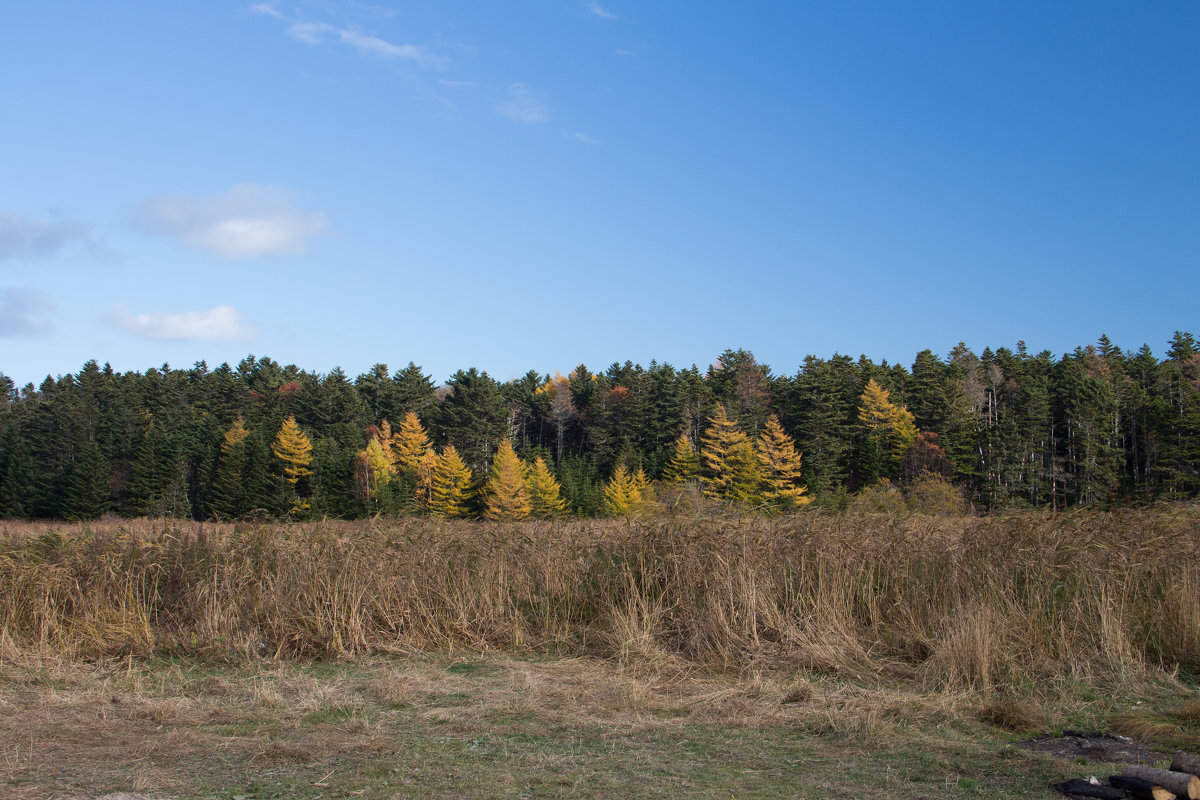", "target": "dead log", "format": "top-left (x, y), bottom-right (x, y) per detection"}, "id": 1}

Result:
top-left (1120, 766), bottom-right (1200, 799)
top-left (1053, 778), bottom-right (1129, 799)
top-left (1110, 774), bottom-right (1177, 800)
top-left (1171, 753), bottom-right (1200, 778)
